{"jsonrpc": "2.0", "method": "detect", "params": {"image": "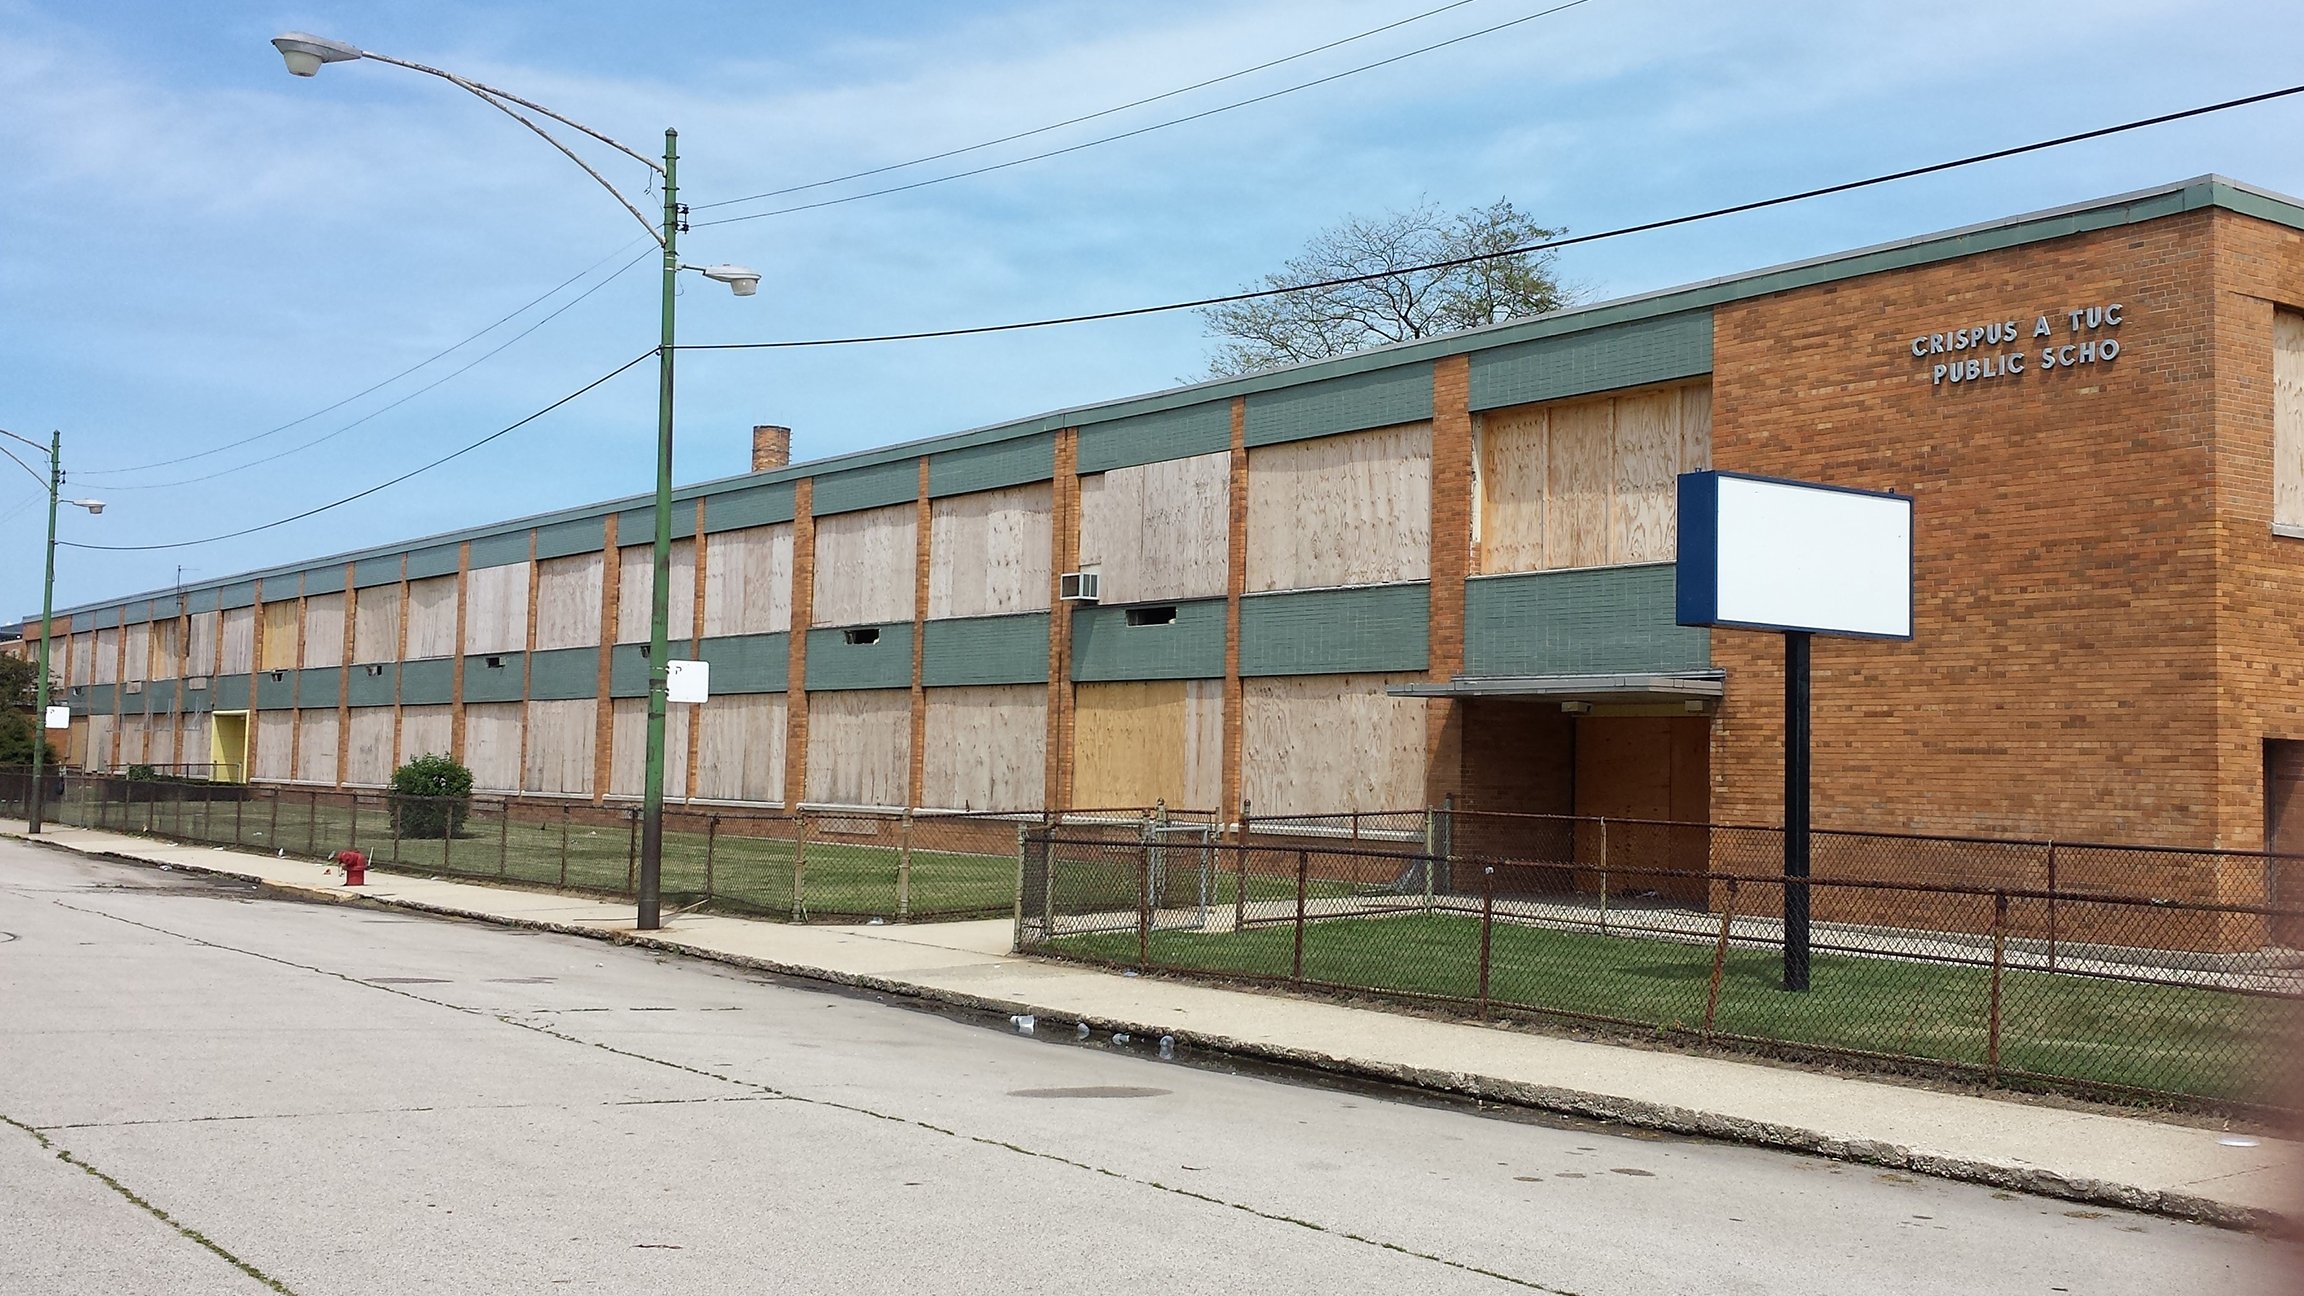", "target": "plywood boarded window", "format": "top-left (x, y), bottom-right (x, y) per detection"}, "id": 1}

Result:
top-left (609, 697), bottom-right (692, 800)
top-left (1240, 674), bottom-right (1428, 817)
top-left (533, 553), bottom-right (606, 651)
top-left (803, 688), bottom-right (911, 807)
top-left (187, 612), bottom-right (219, 678)
top-left (295, 710), bottom-right (340, 784)
top-left (927, 485), bottom-right (1052, 620)
top-left (404, 576), bottom-right (460, 660)
top-left (1070, 679), bottom-right (1223, 812)
top-left (523, 699), bottom-right (597, 795)
top-left (921, 686), bottom-right (1046, 811)
top-left (122, 624), bottom-right (150, 684)
top-left (693, 693), bottom-right (786, 803)
top-left (1246, 424), bottom-right (1431, 592)
top-left (258, 601), bottom-right (299, 672)
top-left (346, 709), bottom-right (395, 786)
top-left (302, 593), bottom-right (346, 669)
top-left (615, 540), bottom-right (696, 644)
top-left (91, 628), bottom-right (119, 684)
top-left (698, 525), bottom-right (794, 638)
top-left (1077, 452), bottom-right (1230, 604)
top-left (220, 609), bottom-right (255, 675)
top-left (69, 632), bottom-right (94, 686)
top-left (463, 702), bottom-right (523, 792)
top-left (116, 715), bottom-right (148, 769)
top-left (399, 705), bottom-right (453, 764)
top-left (148, 618), bottom-right (180, 680)
top-left (811, 505), bottom-right (917, 627)
top-left (462, 563), bottom-right (530, 657)
top-left (352, 584), bottom-right (402, 664)
top-left (83, 714), bottom-right (114, 772)
top-left (252, 712), bottom-right (293, 782)
top-left (2277, 309), bottom-right (2304, 532)
top-left (1478, 381), bottom-right (1712, 573)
